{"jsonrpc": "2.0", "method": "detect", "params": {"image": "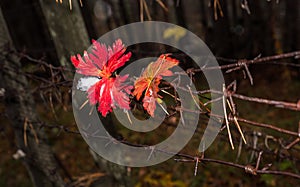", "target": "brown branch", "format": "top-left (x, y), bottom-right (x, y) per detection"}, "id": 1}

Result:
top-left (209, 113), bottom-right (299, 137)
top-left (3, 49), bottom-right (300, 181)
top-left (202, 50), bottom-right (300, 71)
top-left (81, 132), bottom-right (300, 179)
top-left (201, 89), bottom-right (300, 111)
